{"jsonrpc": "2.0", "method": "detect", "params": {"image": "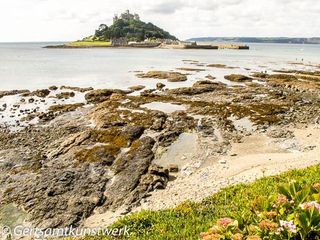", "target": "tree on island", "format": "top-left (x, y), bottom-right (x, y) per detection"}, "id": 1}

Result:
top-left (91, 10), bottom-right (177, 42)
